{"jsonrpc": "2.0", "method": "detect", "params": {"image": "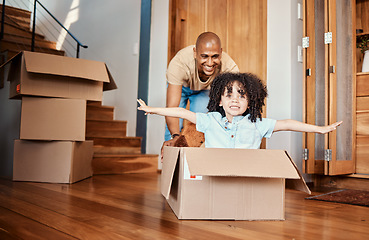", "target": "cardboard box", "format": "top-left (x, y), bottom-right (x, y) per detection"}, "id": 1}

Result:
top-left (2, 51), bottom-right (116, 101)
top-left (20, 96), bottom-right (86, 141)
top-left (161, 147), bottom-right (311, 220)
top-left (13, 140), bottom-right (93, 183)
